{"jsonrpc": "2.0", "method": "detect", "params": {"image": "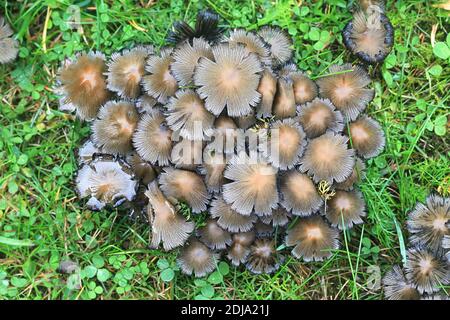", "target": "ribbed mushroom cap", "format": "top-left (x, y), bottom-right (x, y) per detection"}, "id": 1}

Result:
top-left (342, 8), bottom-right (393, 64)
top-left (126, 151), bottom-right (157, 185)
top-left (382, 265), bottom-right (421, 300)
top-left (273, 78), bottom-right (296, 119)
top-left (256, 67), bottom-right (277, 117)
top-left (291, 72), bottom-right (318, 105)
top-left (298, 98), bottom-right (344, 138)
top-left (166, 89), bottom-right (215, 141)
top-left (210, 196), bottom-right (257, 232)
top-left (280, 170), bottom-right (323, 217)
top-left (106, 46), bottom-right (152, 99)
top-left (142, 48), bottom-right (178, 104)
top-left (325, 189), bottom-right (366, 230)
top-left (159, 167), bottom-right (209, 213)
top-left (145, 181), bottom-right (194, 251)
top-left (223, 152), bottom-right (279, 216)
top-left (316, 64), bottom-right (374, 121)
top-left (349, 115), bottom-right (385, 159)
top-left (227, 242), bottom-right (251, 266)
top-left (443, 233), bottom-right (450, 262)
top-left (198, 218), bottom-right (232, 250)
top-left (199, 145), bottom-right (228, 193)
top-left (171, 138), bottom-right (204, 170)
top-left (171, 38), bottom-right (213, 86)
top-left (57, 52), bottom-right (110, 120)
top-left (246, 238), bottom-right (284, 274)
top-left (286, 215), bottom-right (340, 262)
top-left (0, 16), bottom-right (19, 64)
top-left (76, 157), bottom-right (137, 211)
top-left (136, 95), bottom-right (158, 114)
top-left (260, 208), bottom-right (291, 227)
top-left (166, 9), bottom-right (225, 45)
top-left (407, 195), bottom-right (450, 252)
top-left (261, 118), bottom-right (307, 170)
top-left (334, 157), bottom-right (366, 191)
top-left (133, 110), bottom-right (173, 166)
top-left (227, 231), bottom-right (256, 266)
top-left (404, 247), bottom-right (449, 295)
top-left (177, 238), bottom-right (219, 277)
top-left (226, 29), bottom-right (271, 65)
top-left (77, 140), bottom-right (102, 165)
top-left (299, 132), bottom-right (355, 183)
top-left (92, 101), bottom-right (139, 154)
top-left (194, 43), bottom-right (262, 117)
top-left (257, 26), bottom-right (293, 66)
